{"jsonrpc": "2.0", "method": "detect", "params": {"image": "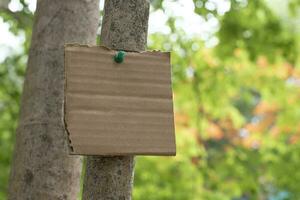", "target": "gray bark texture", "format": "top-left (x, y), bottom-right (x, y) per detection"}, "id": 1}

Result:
top-left (8, 0), bottom-right (99, 199)
top-left (82, 0), bottom-right (150, 199)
